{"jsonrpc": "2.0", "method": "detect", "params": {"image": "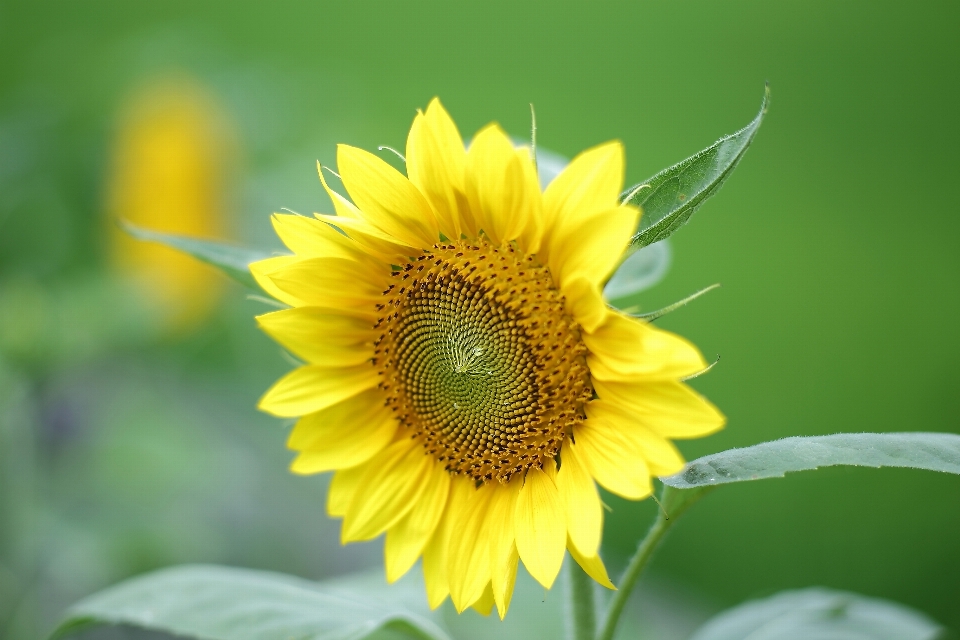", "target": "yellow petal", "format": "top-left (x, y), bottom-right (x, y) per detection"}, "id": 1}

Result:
top-left (585, 400), bottom-right (686, 476)
top-left (315, 213), bottom-right (415, 264)
top-left (384, 460), bottom-right (450, 583)
top-left (486, 481), bottom-right (520, 617)
top-left (406, 98), bottom-right (468, 239)
top-left (422, 475), bottom-right (474, 609)
top-left (337, 144), bottom-right (439, 247)
top-left (470, 583), bottom-right (496, 617)
top-left (317, 161), bottom-right (363, 220)
top-left (568, 540), bottom-right (615, 590)
top-left (563, 276), bottom-right (609, 334)
top-left (557, 440), bottom-right (603, 558)
top-left (342, 439), bottom-right (431, 542)
top-left (492, 544), bottom-right (519, 620)
top-left (465, 124), bottom-right (539, 246)
top-left (422, 529), bottom-right (450, 609)
top-left (515, 466), bottom-right (567, 589)
top-left (271, 213), bottom-right (366, 260)
top-left (487, 482), bottom-right (520, 570)
top-left (287, 389), bottom-right (396, 473)
top-left (327, 462), bottom-right (368, 517)
top-left (258, 363), bottom-right (379, 418)
top-left (250, 255), bottom-right (305, 307)
top-left (542, 141), bottom-right (624, 261)
top-left (256, 307), bottom-right (375, 366)
top-left (315, 170), bottom-right (419, 259)
top-left (585, 312), bottom-right (707, 380)
top-left (266, 256), bottom-right (384, 308)
top-left (574, 420), bottom-right (652, 500)
top-left (550, 205), bottom-right (639, 291)
top-left (448, 485), bottom-right (495, 612)
top-left (592, 379), bottom-right (726, 439)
